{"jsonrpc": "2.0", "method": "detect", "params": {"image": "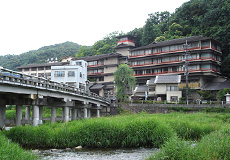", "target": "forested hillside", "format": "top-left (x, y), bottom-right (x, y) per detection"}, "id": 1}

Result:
top-left (0, 41), bottom-right (81, 70)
